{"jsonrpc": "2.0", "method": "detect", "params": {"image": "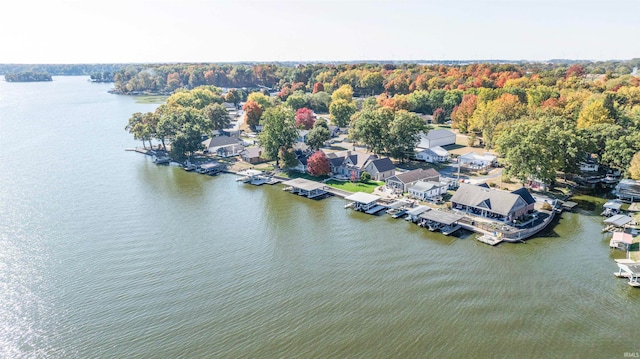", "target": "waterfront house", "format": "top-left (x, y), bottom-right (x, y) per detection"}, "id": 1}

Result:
top-left (293, 149), bottom-right (311, 173)
top-left (415, 146), bottom-right (450, 163)
top-left (458, 152), bottom-right (497, 170)
top-left (616, 179), bottom-right (640, 202)
top-left (416, 129), bottom-right (456, 149)
top-left (241, 147), bottom-right (266, 164)
top-left (385, 168), bottom-right (440, 193)
top-left (202, 136), bottom-right (244, 157)
top-left (296, 129), bottom-right (310, 143)
top-left (450, 183), bottom-right (536, 222)
top-left (326, 150), bottom-right (395, 181)
top-left (407, 181), bottom-right (448, 202)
